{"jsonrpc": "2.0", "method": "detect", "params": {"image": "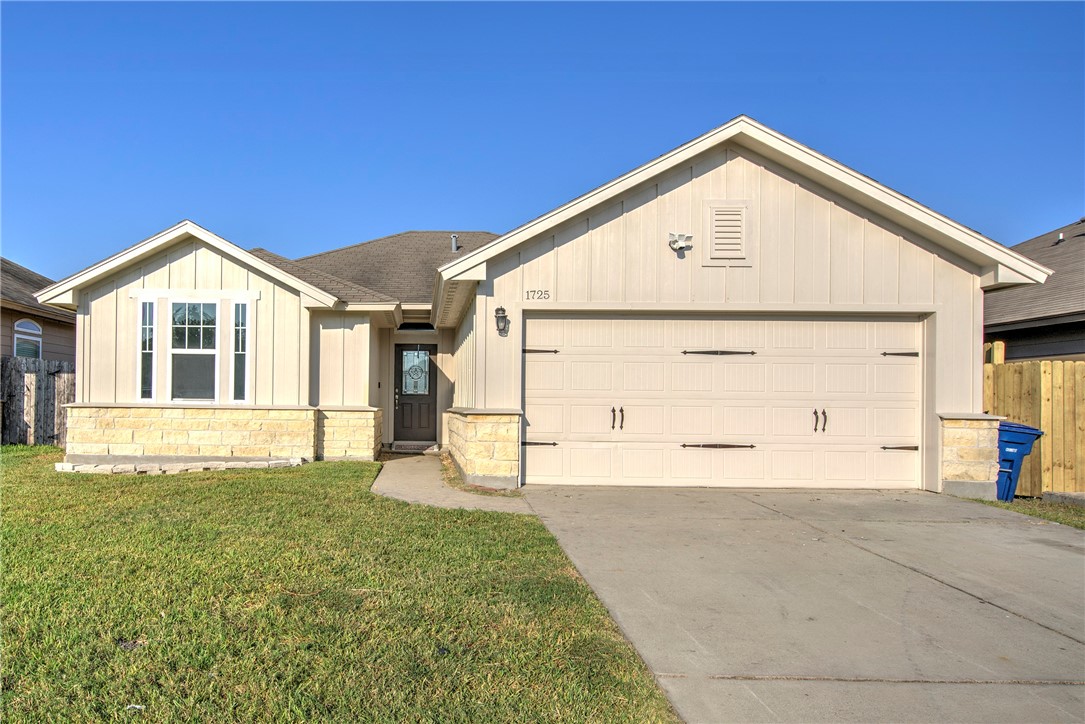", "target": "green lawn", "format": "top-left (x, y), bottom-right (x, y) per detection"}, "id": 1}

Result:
top-left (978, 496), bottom-right (1085, 530)
top-left (1, 446), bottom-right (675, 722)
